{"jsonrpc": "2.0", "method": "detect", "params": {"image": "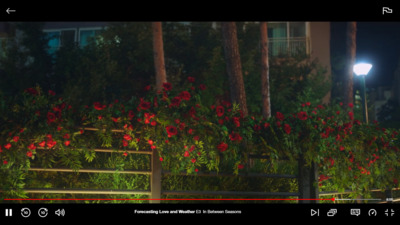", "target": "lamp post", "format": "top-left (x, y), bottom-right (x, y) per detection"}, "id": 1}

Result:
top-left (353, 63), bottom-right (372, 124)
